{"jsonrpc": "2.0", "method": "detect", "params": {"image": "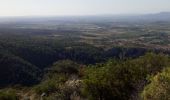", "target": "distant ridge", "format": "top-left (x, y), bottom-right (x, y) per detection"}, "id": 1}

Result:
top-left (0, 12), bottom-right (170, 23)
top-left (137, 12), bottom-right (170, 21)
